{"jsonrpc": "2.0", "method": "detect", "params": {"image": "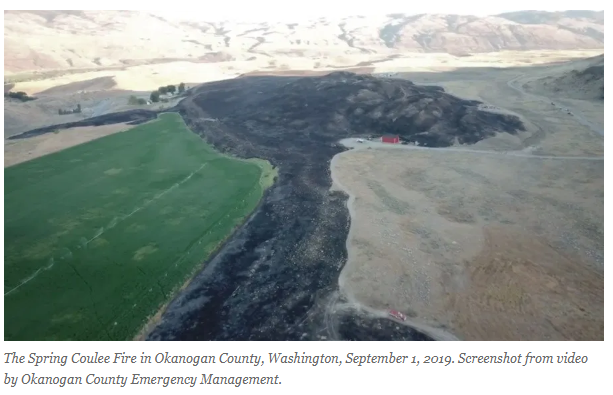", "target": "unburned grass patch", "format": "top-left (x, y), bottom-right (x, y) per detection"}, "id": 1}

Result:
top-left (246, 158), bottom-right (279, 189)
